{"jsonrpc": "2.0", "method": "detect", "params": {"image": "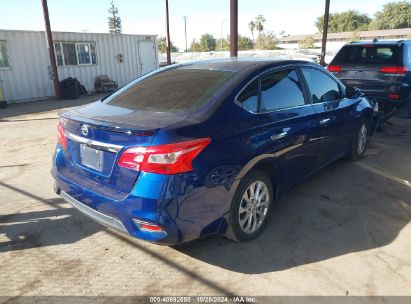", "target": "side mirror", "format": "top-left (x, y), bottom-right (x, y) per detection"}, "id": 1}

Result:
top-left (346, 86), bottom-right (359, 99)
